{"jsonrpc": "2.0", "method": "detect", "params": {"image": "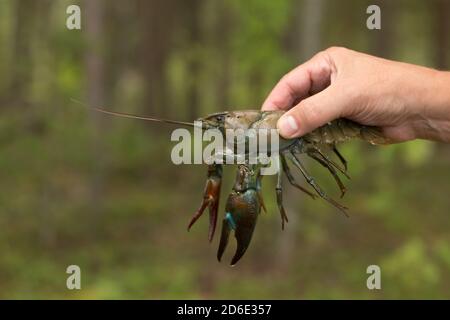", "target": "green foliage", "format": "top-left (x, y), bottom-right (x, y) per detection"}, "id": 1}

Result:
top-left (0, 0), bottom-right (448, 299)
top-left (382, 239), bottom-right (440, 298)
